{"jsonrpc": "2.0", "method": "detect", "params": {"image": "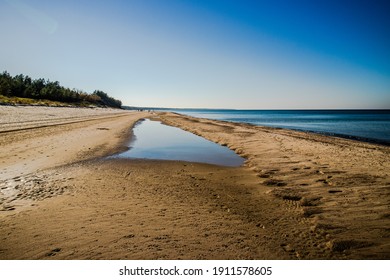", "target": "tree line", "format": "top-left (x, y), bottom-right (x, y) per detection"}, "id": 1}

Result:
top-left (0, 71), bottom-right (122, 108)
